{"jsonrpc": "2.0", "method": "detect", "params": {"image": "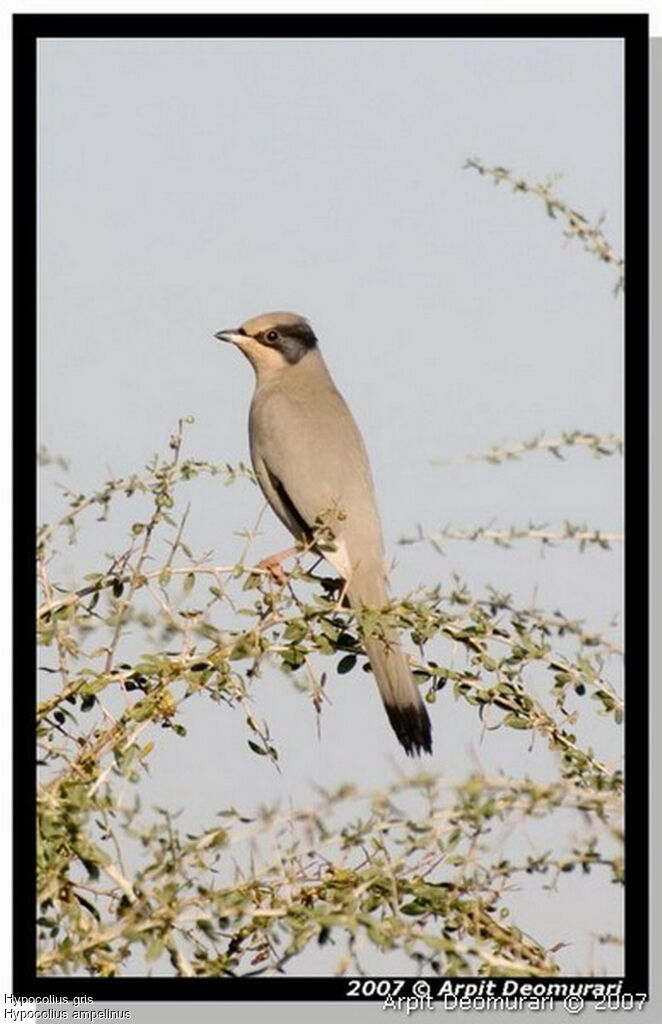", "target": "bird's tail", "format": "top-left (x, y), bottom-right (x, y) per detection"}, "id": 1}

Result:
top-left (348, 570), bottom-right (432, 757)
top-left (362, 632), bottom-right (433, 756)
